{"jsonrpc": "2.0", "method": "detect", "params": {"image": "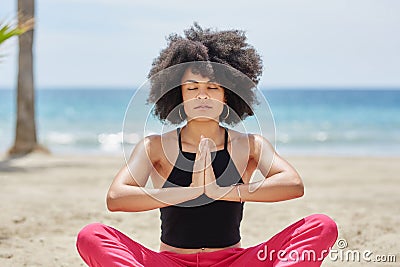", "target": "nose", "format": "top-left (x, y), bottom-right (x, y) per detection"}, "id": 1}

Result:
top-left (196, 87), bottom-right (209, 100)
